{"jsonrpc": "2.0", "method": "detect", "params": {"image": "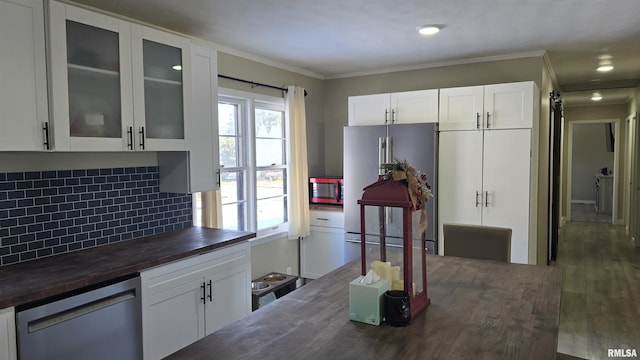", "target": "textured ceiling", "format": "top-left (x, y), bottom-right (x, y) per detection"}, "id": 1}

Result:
top-left (68, 0), bottom-right (640, 106)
